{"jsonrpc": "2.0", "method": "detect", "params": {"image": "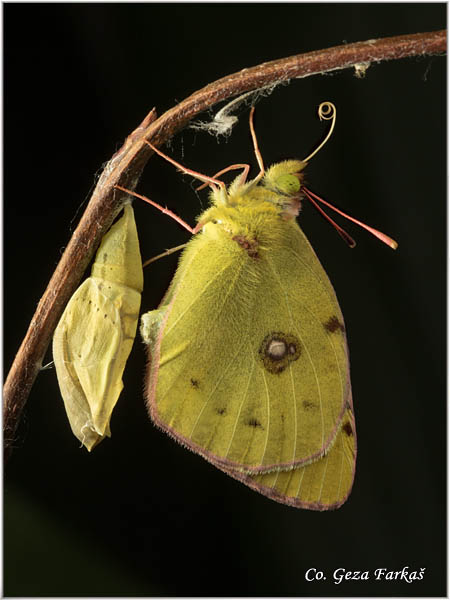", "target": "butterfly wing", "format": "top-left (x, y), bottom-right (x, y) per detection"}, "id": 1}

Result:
top-left (145, 218), bottom-right (351, 476)
top-left (218, 404), bottom-right (356, 510)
